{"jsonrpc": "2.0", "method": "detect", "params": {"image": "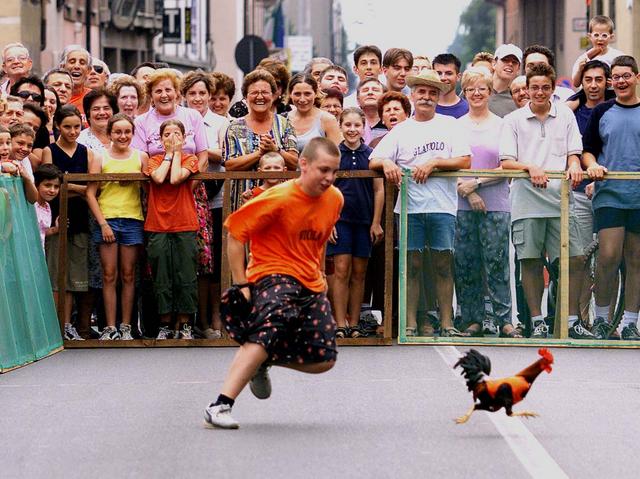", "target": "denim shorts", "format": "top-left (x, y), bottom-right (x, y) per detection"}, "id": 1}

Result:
top-left (406, 212), bottom-right (456, 252)
top-left (326, 221), bottom-right (372, 258)
top-left (92, 218), bottom-right (144, 245)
